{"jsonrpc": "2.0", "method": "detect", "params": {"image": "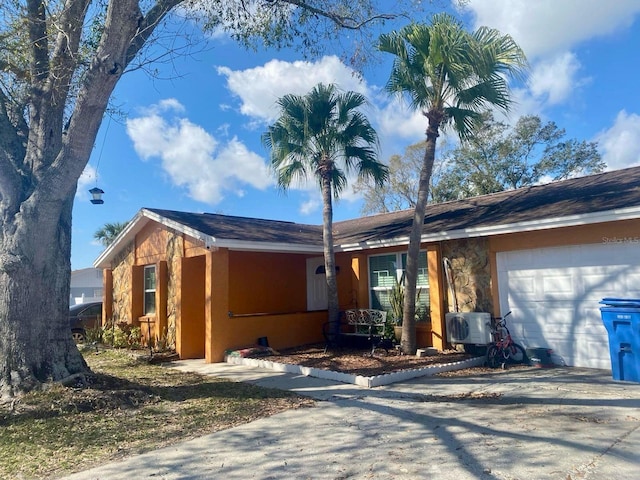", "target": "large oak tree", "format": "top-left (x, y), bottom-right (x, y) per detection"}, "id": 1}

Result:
top-left (0, 0), bottom-right (417, 398)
